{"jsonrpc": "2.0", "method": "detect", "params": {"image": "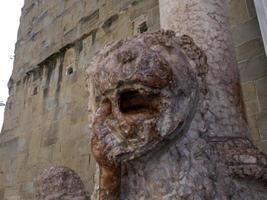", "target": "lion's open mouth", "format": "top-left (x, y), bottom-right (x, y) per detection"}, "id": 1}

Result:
top-left (118, 90), bottom-right (159, 115)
